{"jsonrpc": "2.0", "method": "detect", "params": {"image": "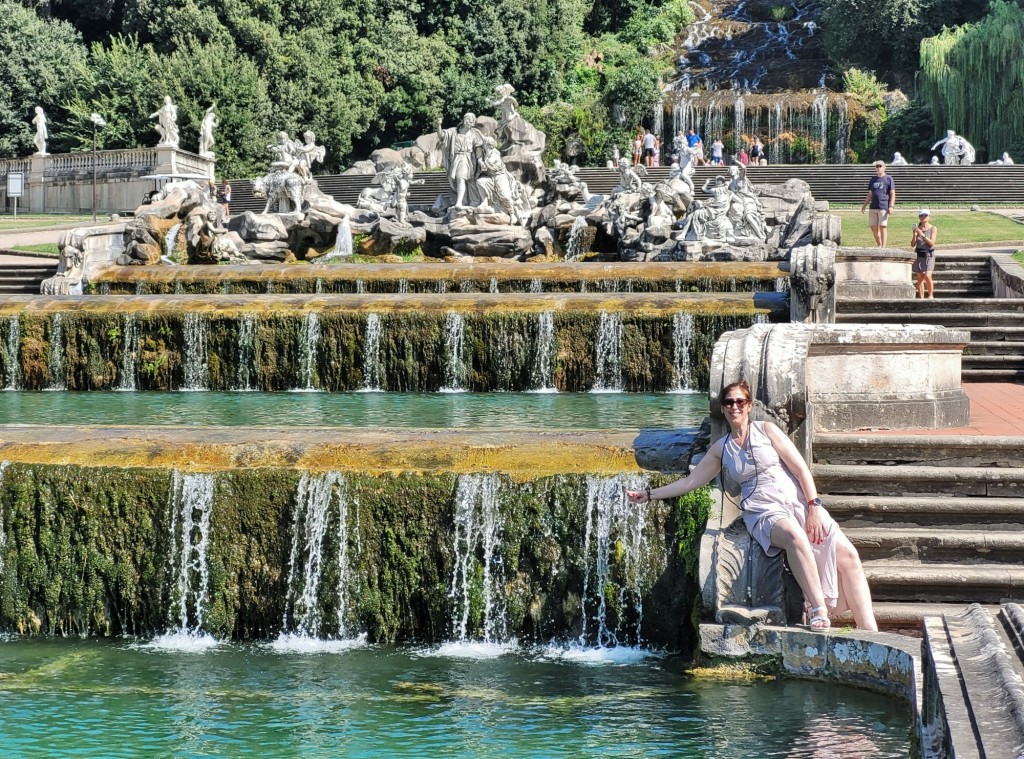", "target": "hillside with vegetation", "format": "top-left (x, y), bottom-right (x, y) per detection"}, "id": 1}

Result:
top-left (0, 0), bottom-right (1018, 172)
